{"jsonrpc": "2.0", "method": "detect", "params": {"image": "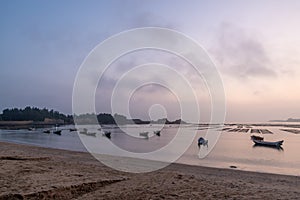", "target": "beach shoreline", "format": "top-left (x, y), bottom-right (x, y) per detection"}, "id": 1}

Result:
top-left (0, 141), bottom-right (299, 199)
